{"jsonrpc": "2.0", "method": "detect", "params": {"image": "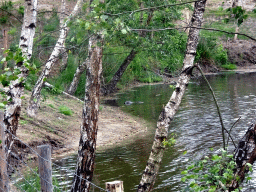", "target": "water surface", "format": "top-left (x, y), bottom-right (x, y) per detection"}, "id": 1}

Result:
top-left (54, 72), bottom-right (256, 191)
